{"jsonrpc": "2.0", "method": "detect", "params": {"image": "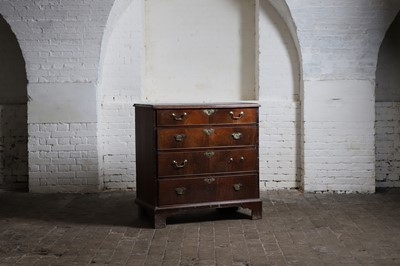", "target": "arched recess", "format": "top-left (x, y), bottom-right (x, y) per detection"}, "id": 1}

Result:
top-left (97, 0), bottom-right (303, 191)
top-left (375, 11), bottom-right (400, 188)
top-left (98, 0), bottom-right (144, 190)
top-left (257, 0), bottom-right (303, 190)
top-left (0, 15), bottom-right (28, 191)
